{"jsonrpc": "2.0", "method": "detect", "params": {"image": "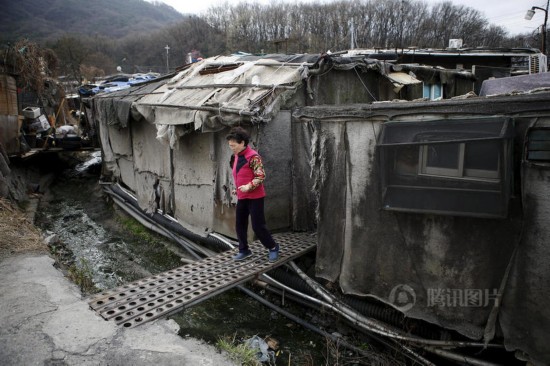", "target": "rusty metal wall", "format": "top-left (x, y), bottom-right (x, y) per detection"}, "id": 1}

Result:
top-left (0, 115), bottom-right (19, 155)
top-left (0, 74), bottom-right (19, 155)
top-left (0, 74), bottom-right (17, 116)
